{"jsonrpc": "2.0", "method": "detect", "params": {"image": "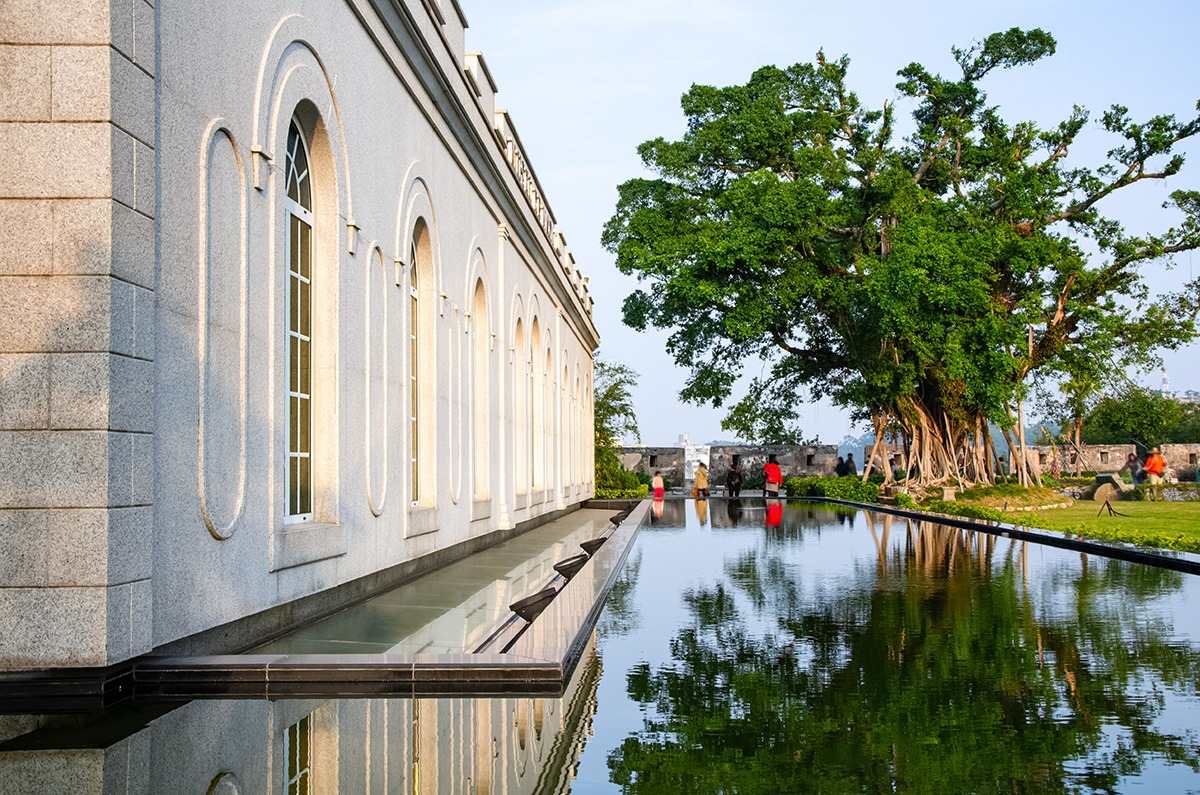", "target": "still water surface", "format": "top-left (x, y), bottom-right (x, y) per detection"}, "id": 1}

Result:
top-left (574, 499), bottom-right (1200, 793)
top-left (4, 500), bottom-right (1199, 793)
